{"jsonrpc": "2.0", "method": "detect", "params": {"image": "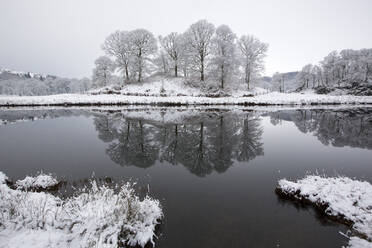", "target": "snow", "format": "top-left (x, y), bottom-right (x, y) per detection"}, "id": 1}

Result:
top-left (0, 91), bottom-right (372, 107)
top-left (15, 173), bottom-right (59, 190)
top-left (347, 237), bottom-right (372, 248)
top-left (0, 171), bottom-right (163, 248)
top-left (277, 175), bottom-right (372, 246)
top-left (0, 171), bottom-right (8, 184)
